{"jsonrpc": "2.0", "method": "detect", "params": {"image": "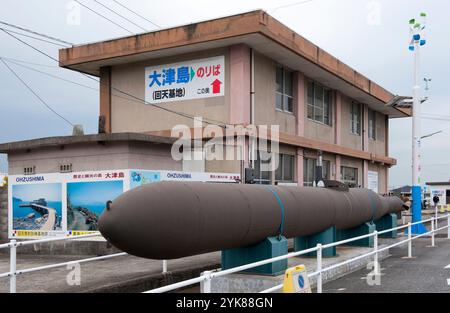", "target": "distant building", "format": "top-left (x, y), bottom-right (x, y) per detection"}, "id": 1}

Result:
top-left (390, 185), bottom-right (412, 197)
top-left (426, 182), bottom-right (450, 206)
